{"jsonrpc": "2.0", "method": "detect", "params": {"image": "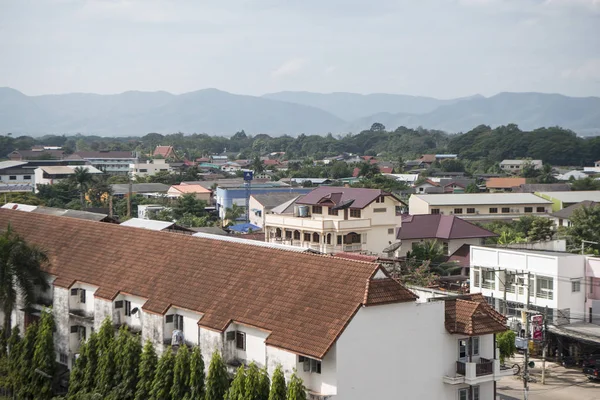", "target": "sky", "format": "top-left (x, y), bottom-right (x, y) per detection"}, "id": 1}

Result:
top-left (0, 0), bottom-right (599, 98)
